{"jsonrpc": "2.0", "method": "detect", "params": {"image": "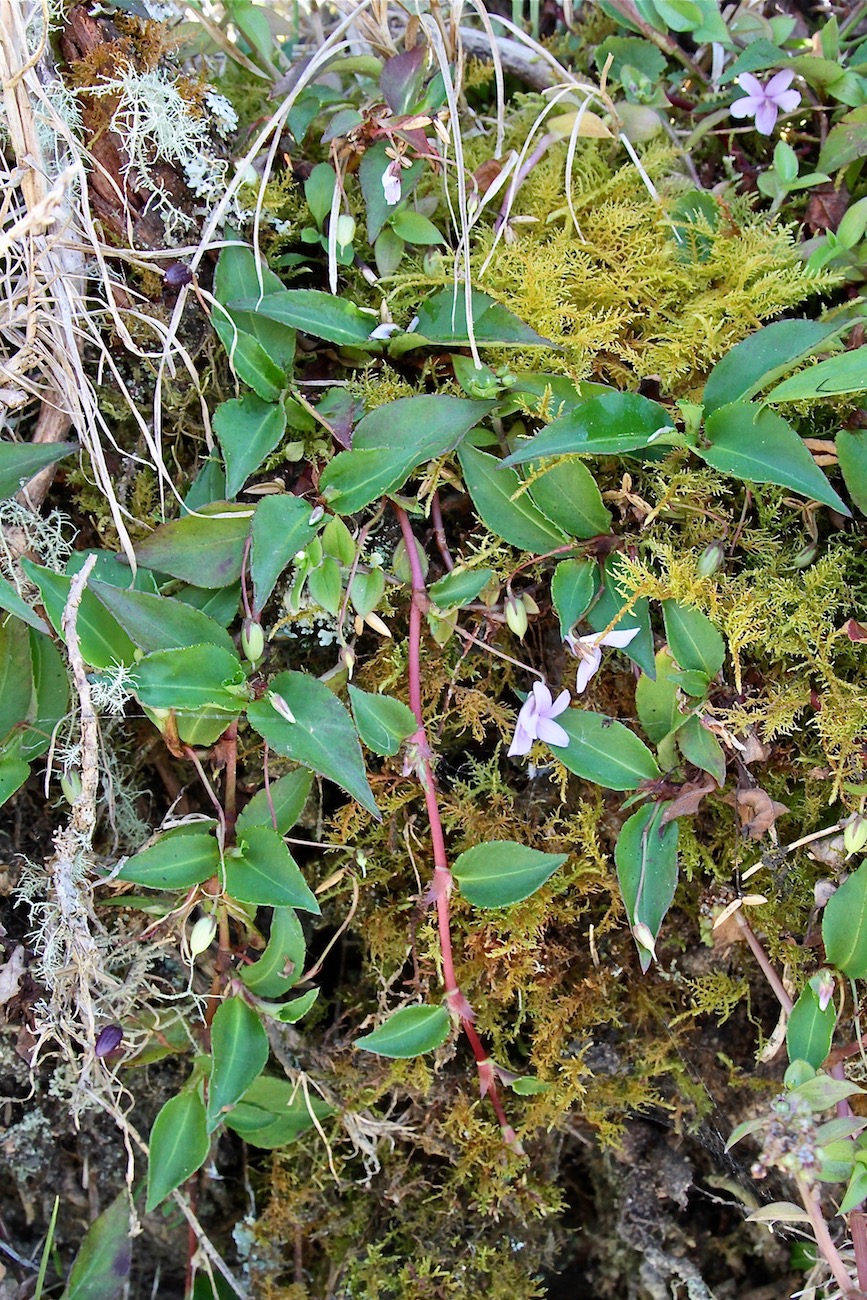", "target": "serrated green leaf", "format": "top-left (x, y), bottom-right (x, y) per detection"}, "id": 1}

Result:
top-left (556, 710), bottom-right (660, 789)
top-left (635, 649), bottom-right (680, 745)
top-left (247, 671), bottom-right (379, 817)
top-left (787, 985), bottom-right (836, 1070)
top-left (90, 581), bottom-right (235, 655)
top-left (457, 445), bottom-right (568, 552)
top-left (116, 832), bottom-right (220, 889)
top-left (356, 1005), bottom-right (450, 1058)
top-left (229, 826), bottom-right (320, 911)
top-left (61, 1191), bottom-right (131, 1300)
top-left (702, 319), bottom-right (842, 416)
top-left (240, 907), bottom-right (306, 996)
top-left (146, 1090), bottom-right (209, 1211)
top-left (214, 395), bottom-right (287, 499)
top-left (615, 802), bottom-right (679, 972)
top-left (135, 504), bottom-right (254, 588)
top-left (503, 392), bottom-right (675, 465)
top-left (21, 560), bottom-right (137, 670)
top-left (428, 567), bottom-right (495, 610)
top-left (526, 459), bottom-right (612, 538)
top-left (0, 441), bottom-right (77, 500)
top-left (662, 601), bottom-right (725, 678)
top-left (698, 402), bottom-right (849, 515)
top-left (250, 494), bottom-right (319, 614)
top-left (349, 686), bottom-right (417, 757)
top-left (452, 841), bottom-right (568, 908)
top-left (236, 769), bottom-right (313, 839)
top-left (551, 558), bottom-right (597, 639)
top-left (133, 644), bottom-right (247, 712)
top-left (207, 996), bottom-right (269, 1129)
top-left (823, 861), bottom-right (867, 977)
